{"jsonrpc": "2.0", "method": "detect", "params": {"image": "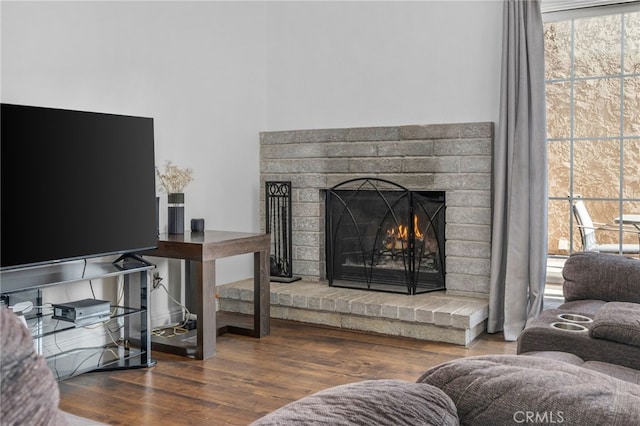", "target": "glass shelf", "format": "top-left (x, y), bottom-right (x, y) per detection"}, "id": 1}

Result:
top-left (47, 345), bottom-right (146, 381)
top-left (27, 306), bottom-right (142, 339)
